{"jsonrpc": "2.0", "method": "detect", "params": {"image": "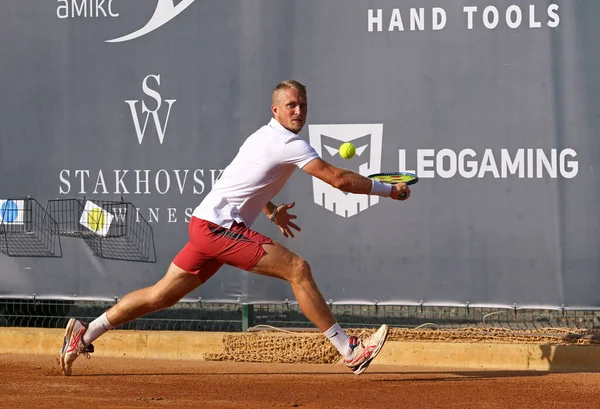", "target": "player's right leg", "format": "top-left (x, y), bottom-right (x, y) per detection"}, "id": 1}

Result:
top-left (105, 261), bottom-right (214, 327)
top-left (59, 262), bottom-right (208, 375)
top-left (60, 217), bottom-right (222, 376)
